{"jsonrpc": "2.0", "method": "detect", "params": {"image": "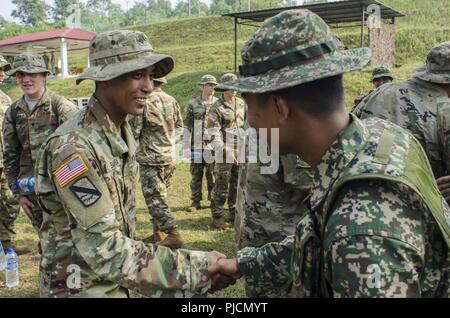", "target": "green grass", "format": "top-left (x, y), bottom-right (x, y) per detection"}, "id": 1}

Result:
top-left (0, 164), bottom-right (245, 298)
